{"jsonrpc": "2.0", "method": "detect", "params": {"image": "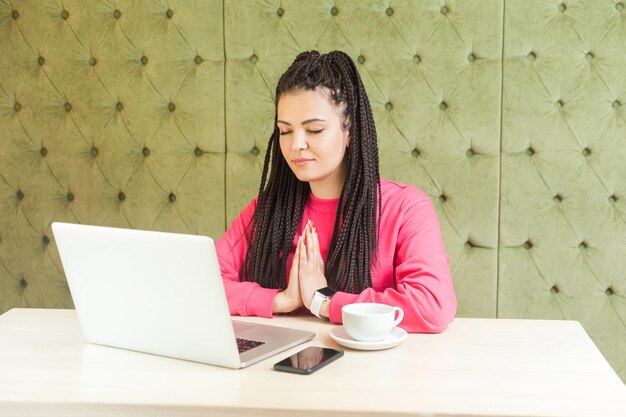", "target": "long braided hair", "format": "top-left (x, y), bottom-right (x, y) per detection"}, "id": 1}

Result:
top-left (243, 50), bottom-right (381, 294)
